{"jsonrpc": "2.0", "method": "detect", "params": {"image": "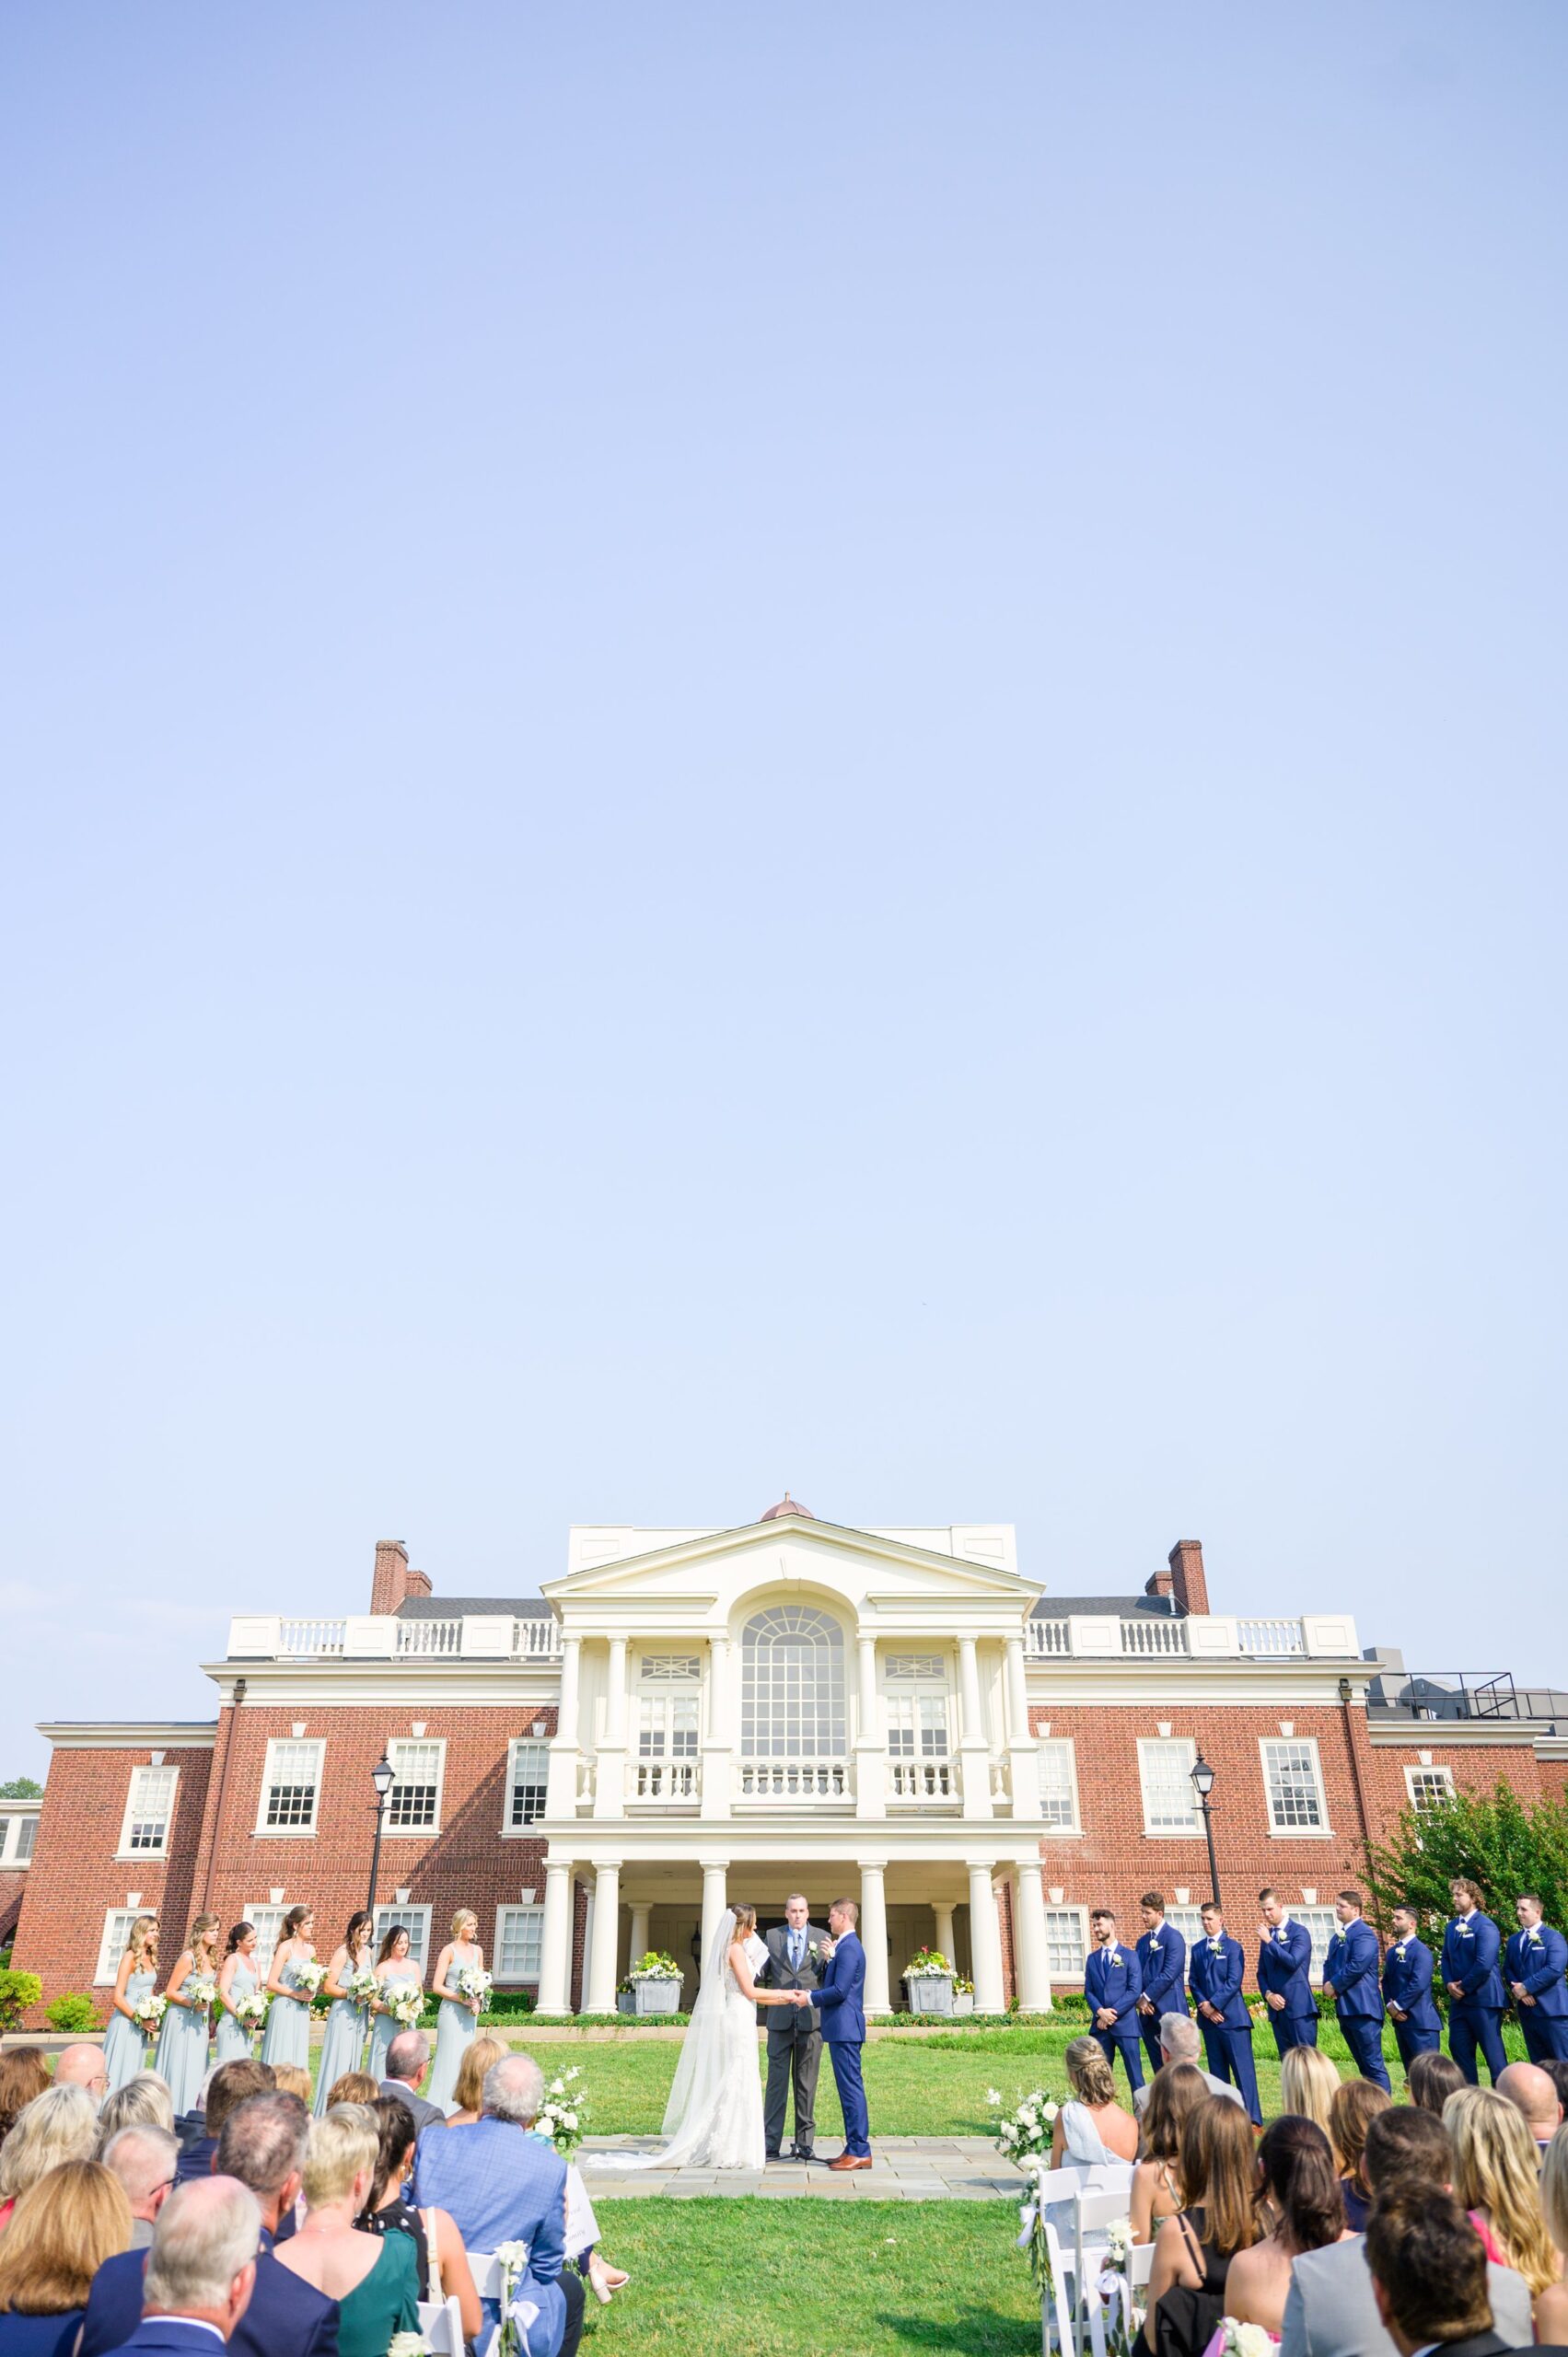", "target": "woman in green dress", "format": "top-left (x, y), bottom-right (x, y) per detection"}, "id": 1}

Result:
top-left (273, 2103), bottom-right (419, 2357)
